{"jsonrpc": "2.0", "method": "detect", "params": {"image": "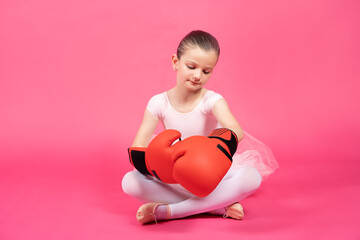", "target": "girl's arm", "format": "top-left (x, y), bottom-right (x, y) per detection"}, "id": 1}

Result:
top-left (131, 109), bottom-right (159, 147)
top-left (213, 98), bottom-right (244, 142)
